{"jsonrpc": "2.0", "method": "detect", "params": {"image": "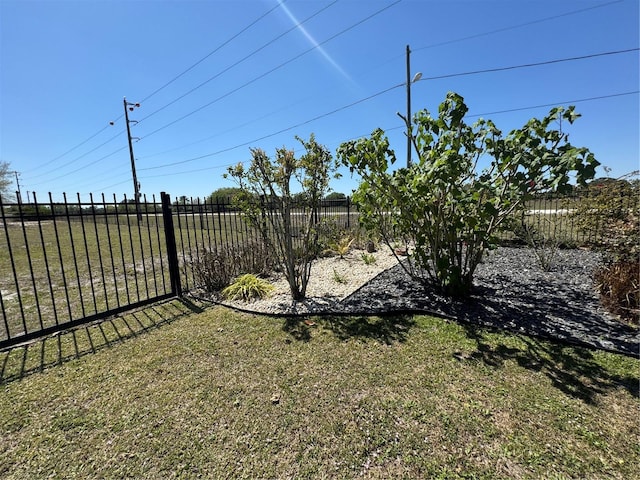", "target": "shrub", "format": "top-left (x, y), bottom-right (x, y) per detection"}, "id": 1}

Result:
top-left (574, 174), bottom-right (639, 324)
top-left (332, 269), bottom-right (348, 284)
top-left (225, 134), bottom-right (338, 300)
top-left (594, 258), bottom-right (639, 325)
top-left (573, 175), bottom-right (639, 258)
top-left (338, 92), bottom-right (598, 297)
top-left (325, 236), bottom-right (354, 259)
top-left (190, 239), bottom-right (278, 293)
top-left (512, 219), bottom-right (560, 272)
top-left (222, 274), bottom-right (274, 302)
